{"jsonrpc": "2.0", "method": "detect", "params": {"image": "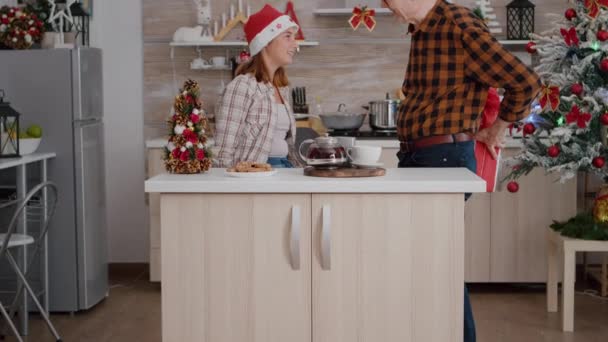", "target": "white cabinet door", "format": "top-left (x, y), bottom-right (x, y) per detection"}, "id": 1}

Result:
top-left (161, 194), bottom-right (312, 342)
